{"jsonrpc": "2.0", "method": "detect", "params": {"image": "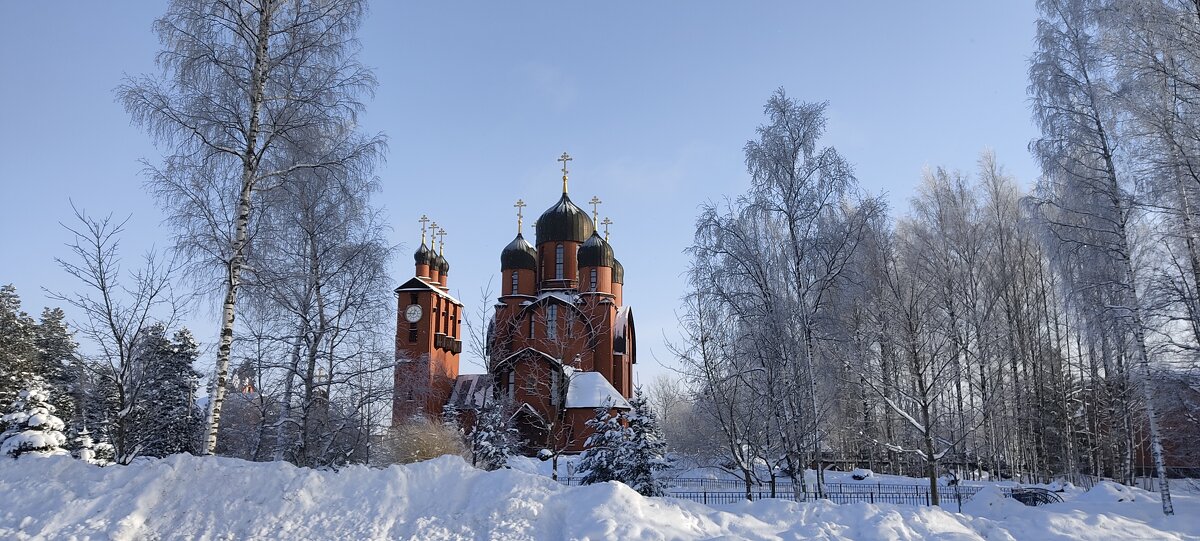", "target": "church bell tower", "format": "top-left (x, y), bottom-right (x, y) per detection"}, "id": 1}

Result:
top-left (393, 216), bottom-right (463, 424)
